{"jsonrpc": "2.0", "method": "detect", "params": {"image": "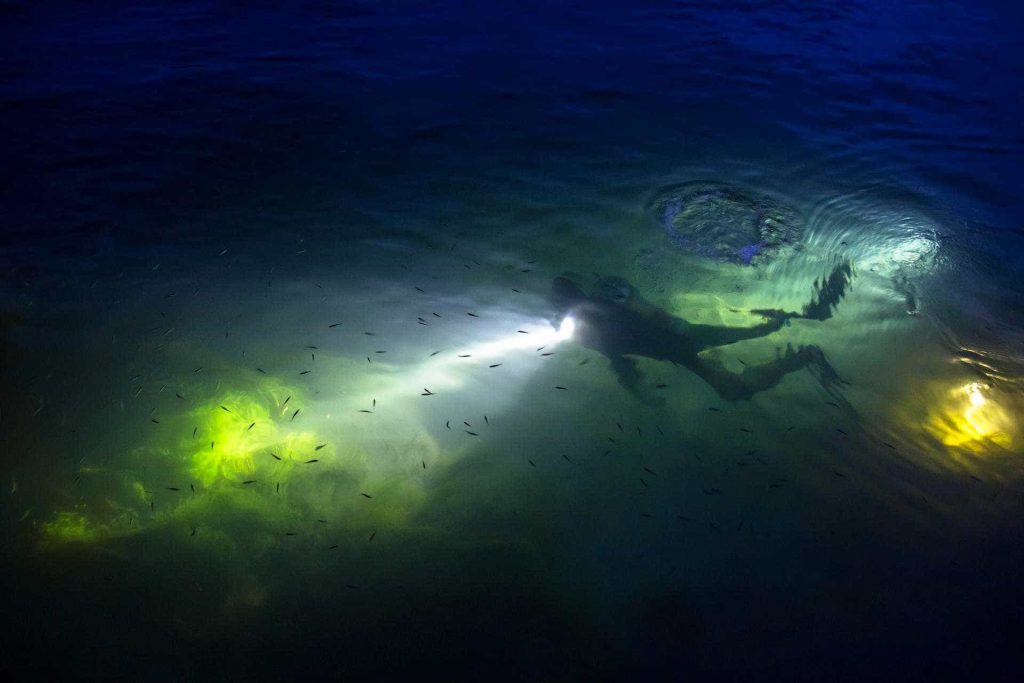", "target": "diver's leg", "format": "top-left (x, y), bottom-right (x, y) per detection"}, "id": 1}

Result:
top-left (684, 344), bottom-right (817, 401)
top-left (609, 355), bottom-right (665, 407)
